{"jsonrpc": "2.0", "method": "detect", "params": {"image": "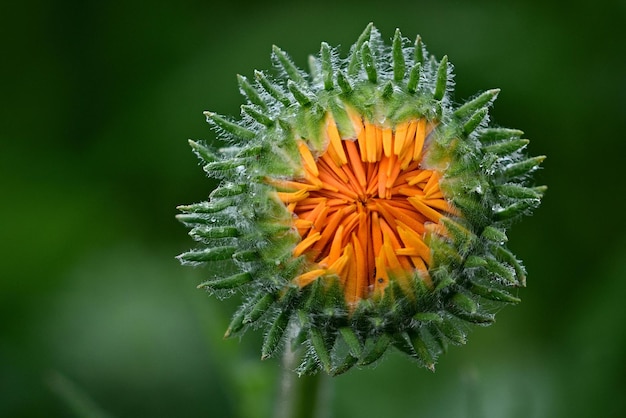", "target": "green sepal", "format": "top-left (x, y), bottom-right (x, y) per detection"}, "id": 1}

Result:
top-left (464, 254), bottom-right (488, 268)
top-left (347, 22), bottom-right (373, 76)
top-left (192, 225), bottom-right (240, 239)
top-left (484, 256), bottom-right (518, 285)
top-left (407, 63), bottom-right (421, 94)
top-left (244, 293), bottom-right (276, 324)
top-left (361, 42), bottom-right (378, 83)
top-left (210, 183), bottom-right (246, 198)
top-left (336, 70), bottom-right (352, 95)
top-left (436, 315), bottom-right (467, 345)
top-left (410, 331), bottom-right (436, 371)
top-left (484, 138), bottom-right (529, 155)
top-left (414, 35), bottom-right (424, 65)
top-left (309, 327), bottom-right (332, 373)
top-left (391, 331), bottom-right (416, 358)
top-left (433, 55), bottom-right (448, 101)
top-left (381, 81), bottom-right (394, 99)
top-left (462, 107), bottom-right (488, 137)
top-left (441, 217), bottom-right (476, 253)
top-left (203, 158), bottom-right (246, 174)
top-left (176, 213), bottom-right (219, 227)
top-left (392, 28), bottom-right (406, 82)
top-left (448, 294), bottom-right (496, 324)
top-left (197, 272), bottom-right (253, 290)
top-left (254, 70), bottom-right (291, 107)
top-left (241, 104), bottom-right (274, 126)
top-left (501, 155), bottom-right (546, 180)
top-left (496, 183), bottom-right (543, 199)
top-left (320, 42), bottom-right (334, 90)
top-left (261, 310), bottom-right (290, 360)
top-left (224, 306), bottom-right (246, 338)
top-left (179, 246), bottom-right (237, 263)
top-left (287, 80), bottom-right (312, 106)
top-left (204, 112), bottom-right (255, 140)
top-left (480, 226), bottom-right (508, 243)
top-left (272, 45), bottom-right (305, 85)
top-left (328, 98), bottom-right (354, 138)
top-left (453, 310), bottom-right (495, 325)
top-left (493, 245), bottom-right (527, 286)
top-left (236, 144), bottom-right (265, 157)
top-left (470, 283), bottom-right (521, 304)
top-left (232, 250), bottom-right (260, 263)
top-left (434, 271), bottom-right (457, 293)
top-left (308, 55), bottom-right (320, 84)
top-left (454, 89), bottom-right (499, 120)
top-left (188, 139), bottom-right (218, 163)
top-left (237, 74), bottom-right (267, 110)
top-left (478, 128), bottom-right (524, 143)
top-left (359, 333), bottom-right (391, 366)
top-left (449, 292), bottom-right (478, 314)
top-left (494, 200), bottom-right (538, 221)
top-left (338, 326), bottom-right (363, 358)
top-left (177, 199), bottom-right (233, 214)
top-left (331, 354), bottom-right (358, 376)
top-left (413, 312), bottom-right (443, 324)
